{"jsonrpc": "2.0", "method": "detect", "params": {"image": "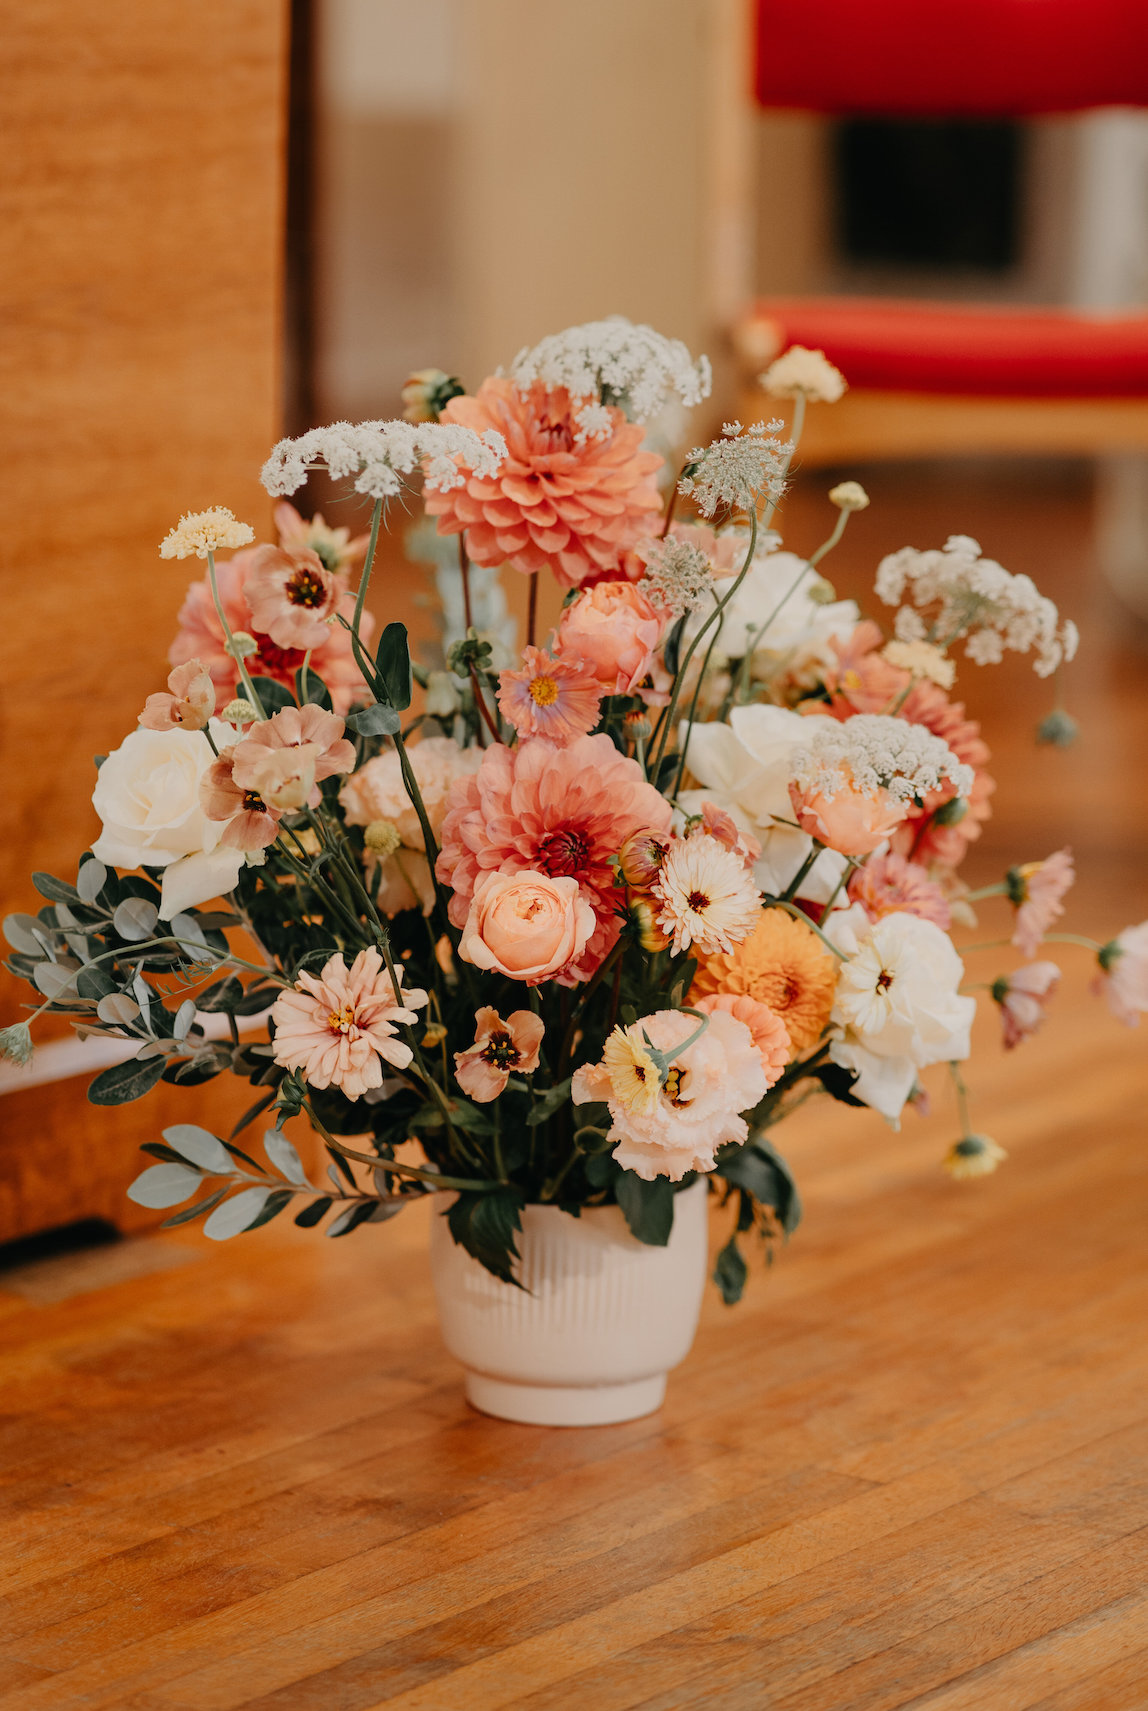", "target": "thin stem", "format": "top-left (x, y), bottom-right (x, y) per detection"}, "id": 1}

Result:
top-left (957, 932), bottom-right (1100, 955)
top-left (469, 666), bottom-right (501, 744)
top-left (206, 551), bottom-right (265, 718)
top-left (526, 572), bottom-right (538, 651)
top-left (304, 1104), bottom-right (498, 1191)
top-left (780, 841), bottom-right (824, 903)
top-left (351, 497), bottom-right (385, 639)
top-left (807, 506), bottom-right (851, 568)
top-left (948, 1061), bottom-right (972, 1136)
top-left (767, 899), bottom-right (847, 960)
top-left (458, 532), bottom-right (474, 633)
